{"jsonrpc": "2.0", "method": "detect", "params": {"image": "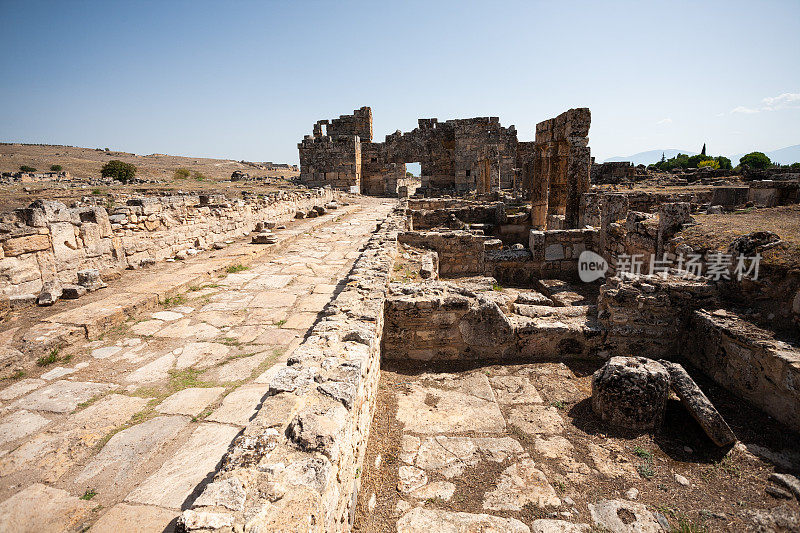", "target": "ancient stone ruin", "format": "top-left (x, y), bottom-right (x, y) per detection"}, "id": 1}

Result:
top-left (0, 107), bottom-right (799, 533)
top-left (299, 106), bottom-right (592, 225)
